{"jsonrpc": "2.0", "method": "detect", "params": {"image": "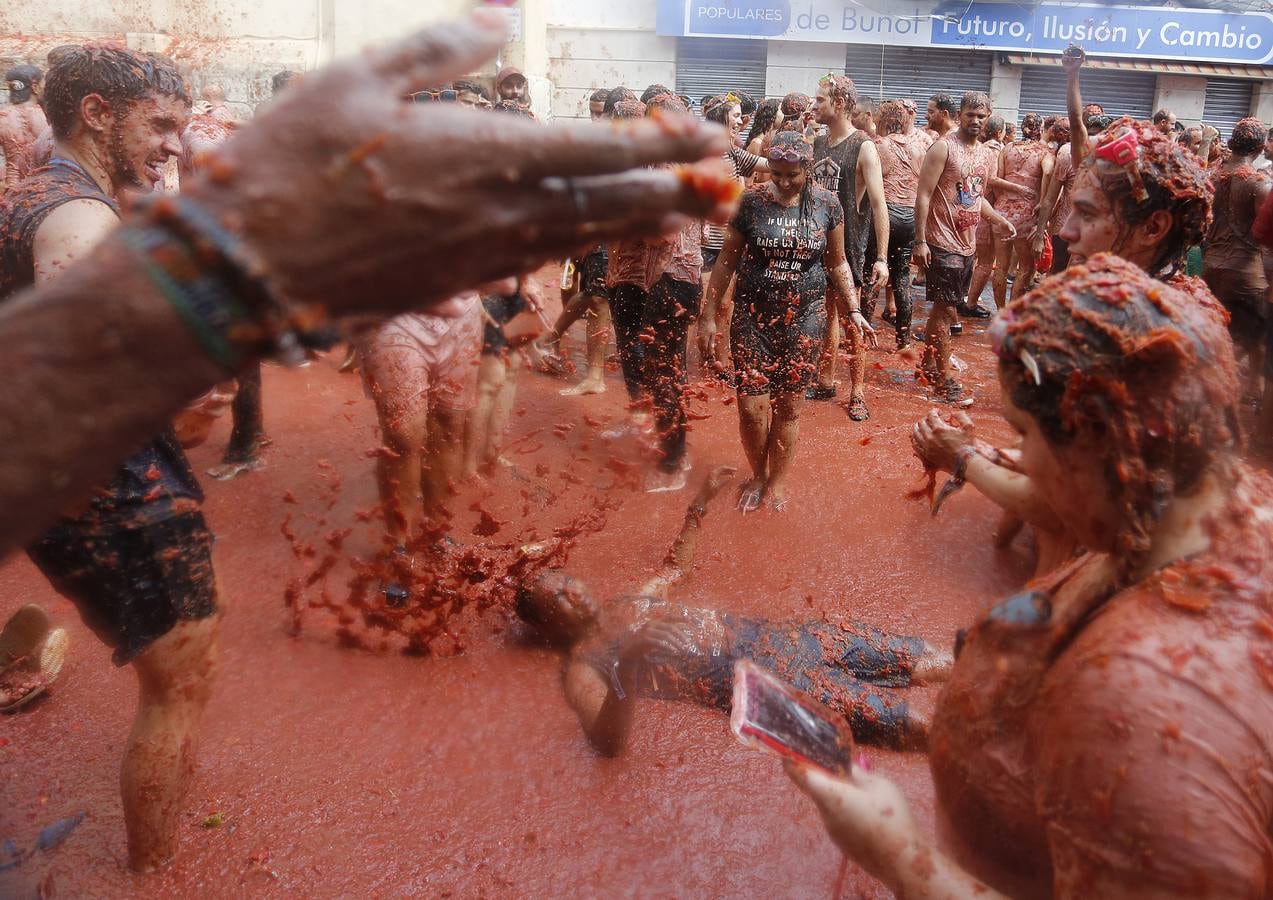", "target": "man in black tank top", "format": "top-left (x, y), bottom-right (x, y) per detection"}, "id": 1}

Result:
top-left (0, 46), bottom-right (218, 873)
top-left (811, 75), bottom-right (890, 421)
